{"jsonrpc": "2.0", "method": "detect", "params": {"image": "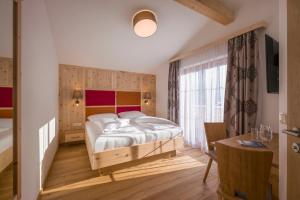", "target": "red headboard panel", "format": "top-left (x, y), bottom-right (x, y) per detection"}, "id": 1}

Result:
top-left (117, 106), bottom-right (141, 114)
top-left (85, 90), bottom-right (115, 106)
top-left (0, 87), bottom-right (13, 108)
top-left (85, 90), bottom-right (142, 117)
